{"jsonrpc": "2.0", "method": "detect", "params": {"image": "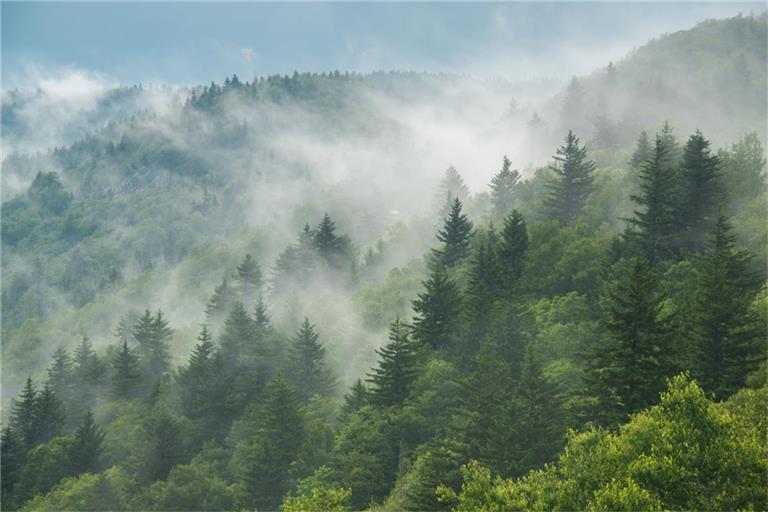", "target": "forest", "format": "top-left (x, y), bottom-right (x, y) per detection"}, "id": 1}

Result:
top-left (1, 10), bottom-right (767, 512)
